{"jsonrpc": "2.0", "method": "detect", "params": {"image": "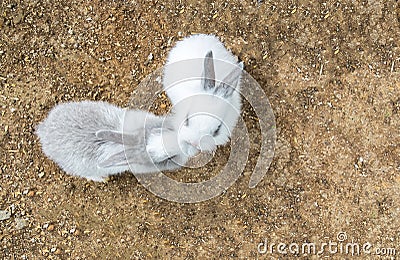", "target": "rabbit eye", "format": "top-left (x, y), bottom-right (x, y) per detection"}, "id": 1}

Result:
top-left (184, 116), bottom-right (189, 126)
top-left (213, 124), bottom-right (222, 137)
top-left (167, 155), bottom-right (177, 161)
